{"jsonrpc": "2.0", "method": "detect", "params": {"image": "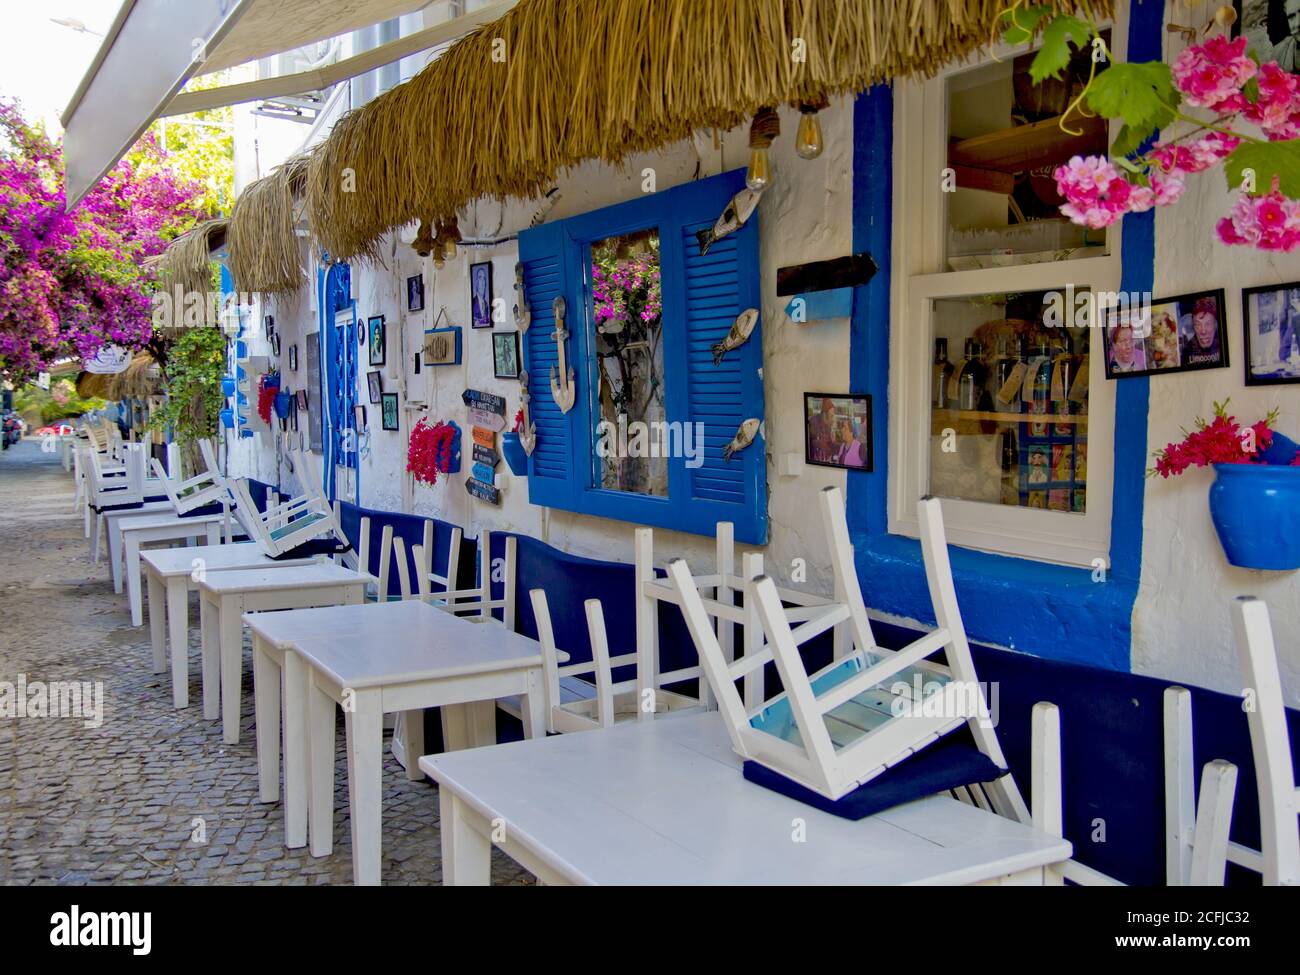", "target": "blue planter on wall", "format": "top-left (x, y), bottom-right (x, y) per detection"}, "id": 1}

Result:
top-left (502, 432), bottom-right (529, 476)
top-left (1209, 462), bottom-right (1300, 570)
